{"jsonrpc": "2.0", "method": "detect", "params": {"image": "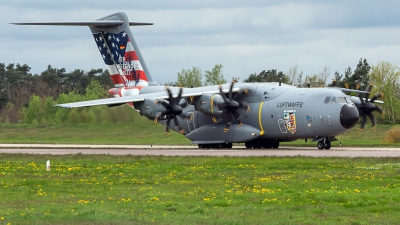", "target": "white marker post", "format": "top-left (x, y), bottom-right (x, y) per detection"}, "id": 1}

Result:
top-left (46, 160), bottom-right (50, 171)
